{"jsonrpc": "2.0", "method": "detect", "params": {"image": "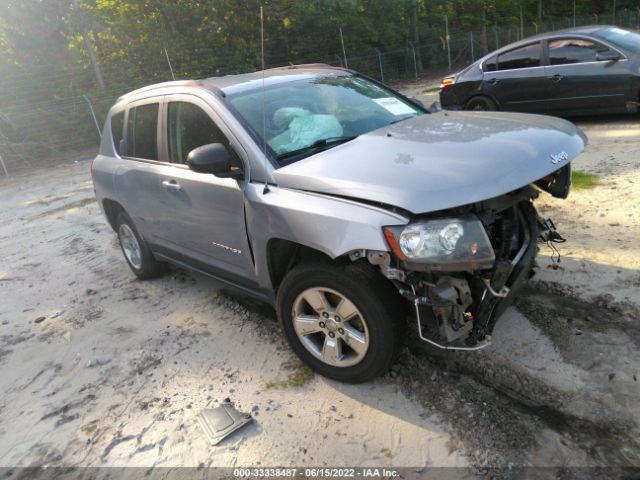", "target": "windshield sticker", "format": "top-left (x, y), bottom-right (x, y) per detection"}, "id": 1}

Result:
top-left (373, 97), bottom-right (416, 116)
